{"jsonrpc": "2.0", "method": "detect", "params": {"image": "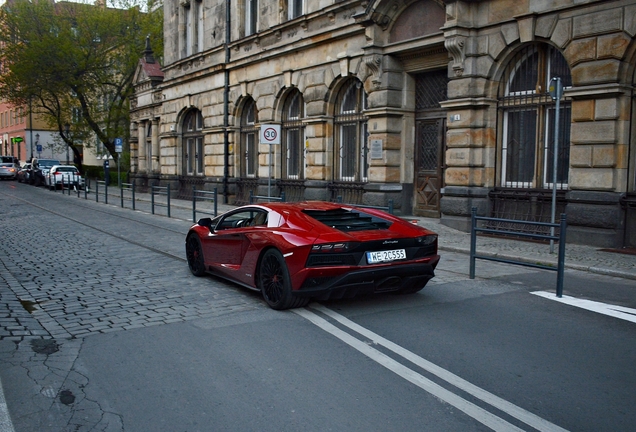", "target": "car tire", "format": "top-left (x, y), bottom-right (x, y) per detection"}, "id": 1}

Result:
top-left (185, 234), bottom-right (206, 276)
top-left (259, 249), bottom-right (309, 310)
